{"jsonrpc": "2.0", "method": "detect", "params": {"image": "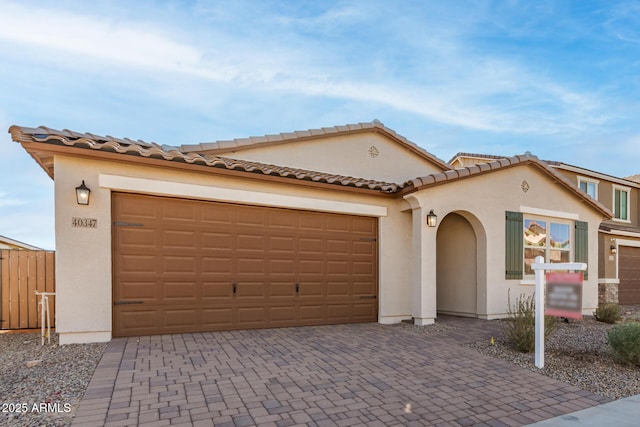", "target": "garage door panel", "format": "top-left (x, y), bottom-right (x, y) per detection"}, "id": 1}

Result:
top-left (163, 256), bottom-right (197, 273)
top-left (299, 282), bottom-right (323, 297)
top-left (269, 236), bottom-right (295, 253)
top-left (117, 282), bottom-right (158, 301)
top-left (270, 259), bottom-right (296, 274)
top-left (119, 255), bottom-right (157, 273)
top-left (161, 201), bottom-right (198, 222)
top-left (353, 302), bottom-right (376, 319)
top-left (237, 282), bottom-right (266, 298)
top-left (201, 207), bottom-right (234, 224)
top-left (118, 198), bottom-right (157, 219)
top-left (202, 282), bottom-right (233, 299)
top-left (113, 193), bottom-right (378, 337)
top-left (326, 216), bottom-right (350, 232)
top-left (237, 209), bottom-right (266, 227)
top-left (118, 309), bottom-right (159, 331)
top-left (327, 304), bottom-right (350, 320)
top-left (270, 282), bottom-right (295, 297)
top-left (353, 261), bottom-right (375, 275)
top-left (237, 258), bottom-right (266, 274)
top-left (163, 282), bottom-right (197, 301)
top-left (299, 305), bottom-right (323, 321)
top-left (163, 230), bottom-right (198, 248)
top-left (237, 307), bottom-right (267, 324)
top-left (327, 260), bottom-right (349, 275)
top-left (202, 257), bottom-right (233, 274)
top-left (202, 232), bottom-right (233, 250)
top-left (327, 282), bottom-right (349, 296)
top-left (619, 246), bottom-right (640, 305)
top-left (352, 217), bottom-right (377, 234)
top-left (326, 239), bottom-right (349, 255)
top-left (202, 308), bottom-right (234, 327)
top-left (163, 308), bottom-right (198, 327)
top-left (353, 282), bottom-right (376, 295)
top-left (118, 228), bottom-right (157, 247)
top-left (270, 306), bottom-right (296, 322)
top-left (299, 238), bottom-right (323, 254)
top-left (237, 234), bottom-right (266, 251)
top-left (299, 215), bottom-right (324, 231)
top-left (353, 241), bottom-right (375, 255)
